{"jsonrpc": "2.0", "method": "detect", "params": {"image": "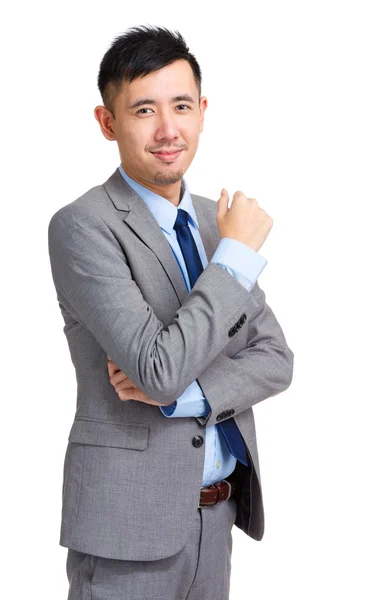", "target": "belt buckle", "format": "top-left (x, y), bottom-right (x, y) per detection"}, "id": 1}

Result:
top-left (222, 479), bottom-right (232, 501)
